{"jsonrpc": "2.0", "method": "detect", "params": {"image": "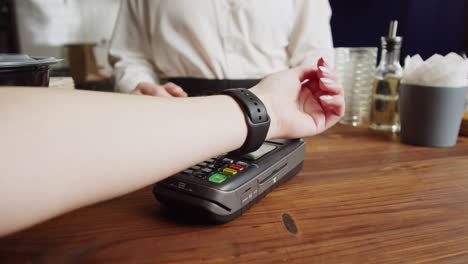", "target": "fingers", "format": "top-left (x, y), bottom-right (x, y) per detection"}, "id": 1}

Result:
top-left (319, 94), bottom-right (345, 117)
top-left (142, 85), bottom-right (172, 97)
top-left (314, 58), bottom-right (346, 123)
top-left (294, 65), bottom-right (318, 83)
top-left (134, 83), bottom-right (161, 96)
top-left (318, 78), bottom-right (342, 94)
top-left (317, 57), bottom-right (335, 80)
top-left (133, 82), bottom-right (188, 97)
top-left (163, 82), bottom-right (188, 97)
top-left (317, 58), bottom-right (343, 95)
top-left (130, 88), bottom-right (143, 95)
